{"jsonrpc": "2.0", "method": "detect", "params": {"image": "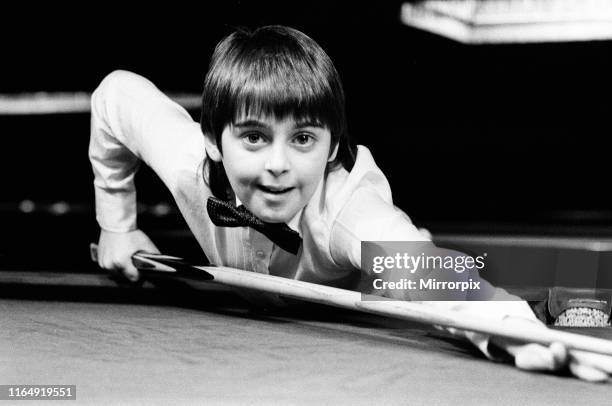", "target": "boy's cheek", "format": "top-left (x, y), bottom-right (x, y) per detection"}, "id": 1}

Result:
top-left (226, 156), bottom-right (264, 175)
top-left (223, 161), bottom-right (257, 182)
